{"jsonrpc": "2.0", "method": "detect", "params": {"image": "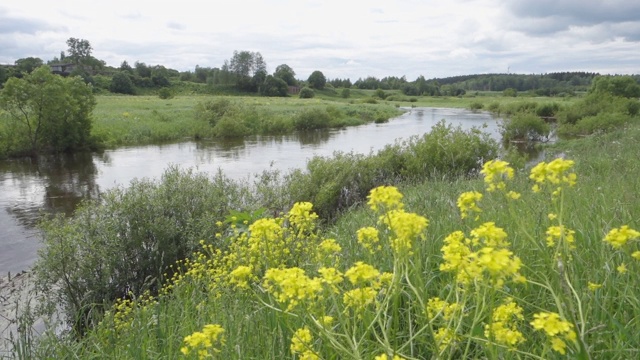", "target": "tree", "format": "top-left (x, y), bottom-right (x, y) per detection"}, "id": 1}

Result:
top-left (0, 66), bottom-right (96, 155)
top-left (135, 61), bottom-right (152, 78)
top-left (66, 38), bottom-right (93, 65)
top-left (229, 50), bottom-right (265, 91)
top-left (151, 65), bottom-right (171, 87)
top-left (110, 71), bottom-right (135, 94)
top-left (274, 64), bottom-right (297, 86)
top-left (119, 60), bottom-right (133, 74)
top-left (589, 75), bottom-right (640, 98)
top-left (307, 70), bottom-right (326, 90)
top-left (260, 75), bottom-right (288, 97)
top-left (14, 57), bottom-right (44, 76)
